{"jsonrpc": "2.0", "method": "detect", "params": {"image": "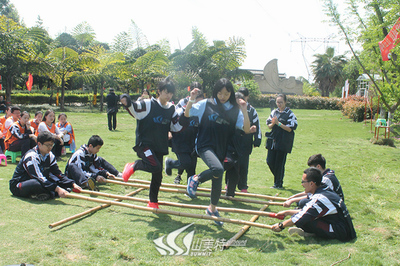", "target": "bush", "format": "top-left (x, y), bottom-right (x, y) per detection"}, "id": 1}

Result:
top-left (338, 96), bottom-right (378, 122)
